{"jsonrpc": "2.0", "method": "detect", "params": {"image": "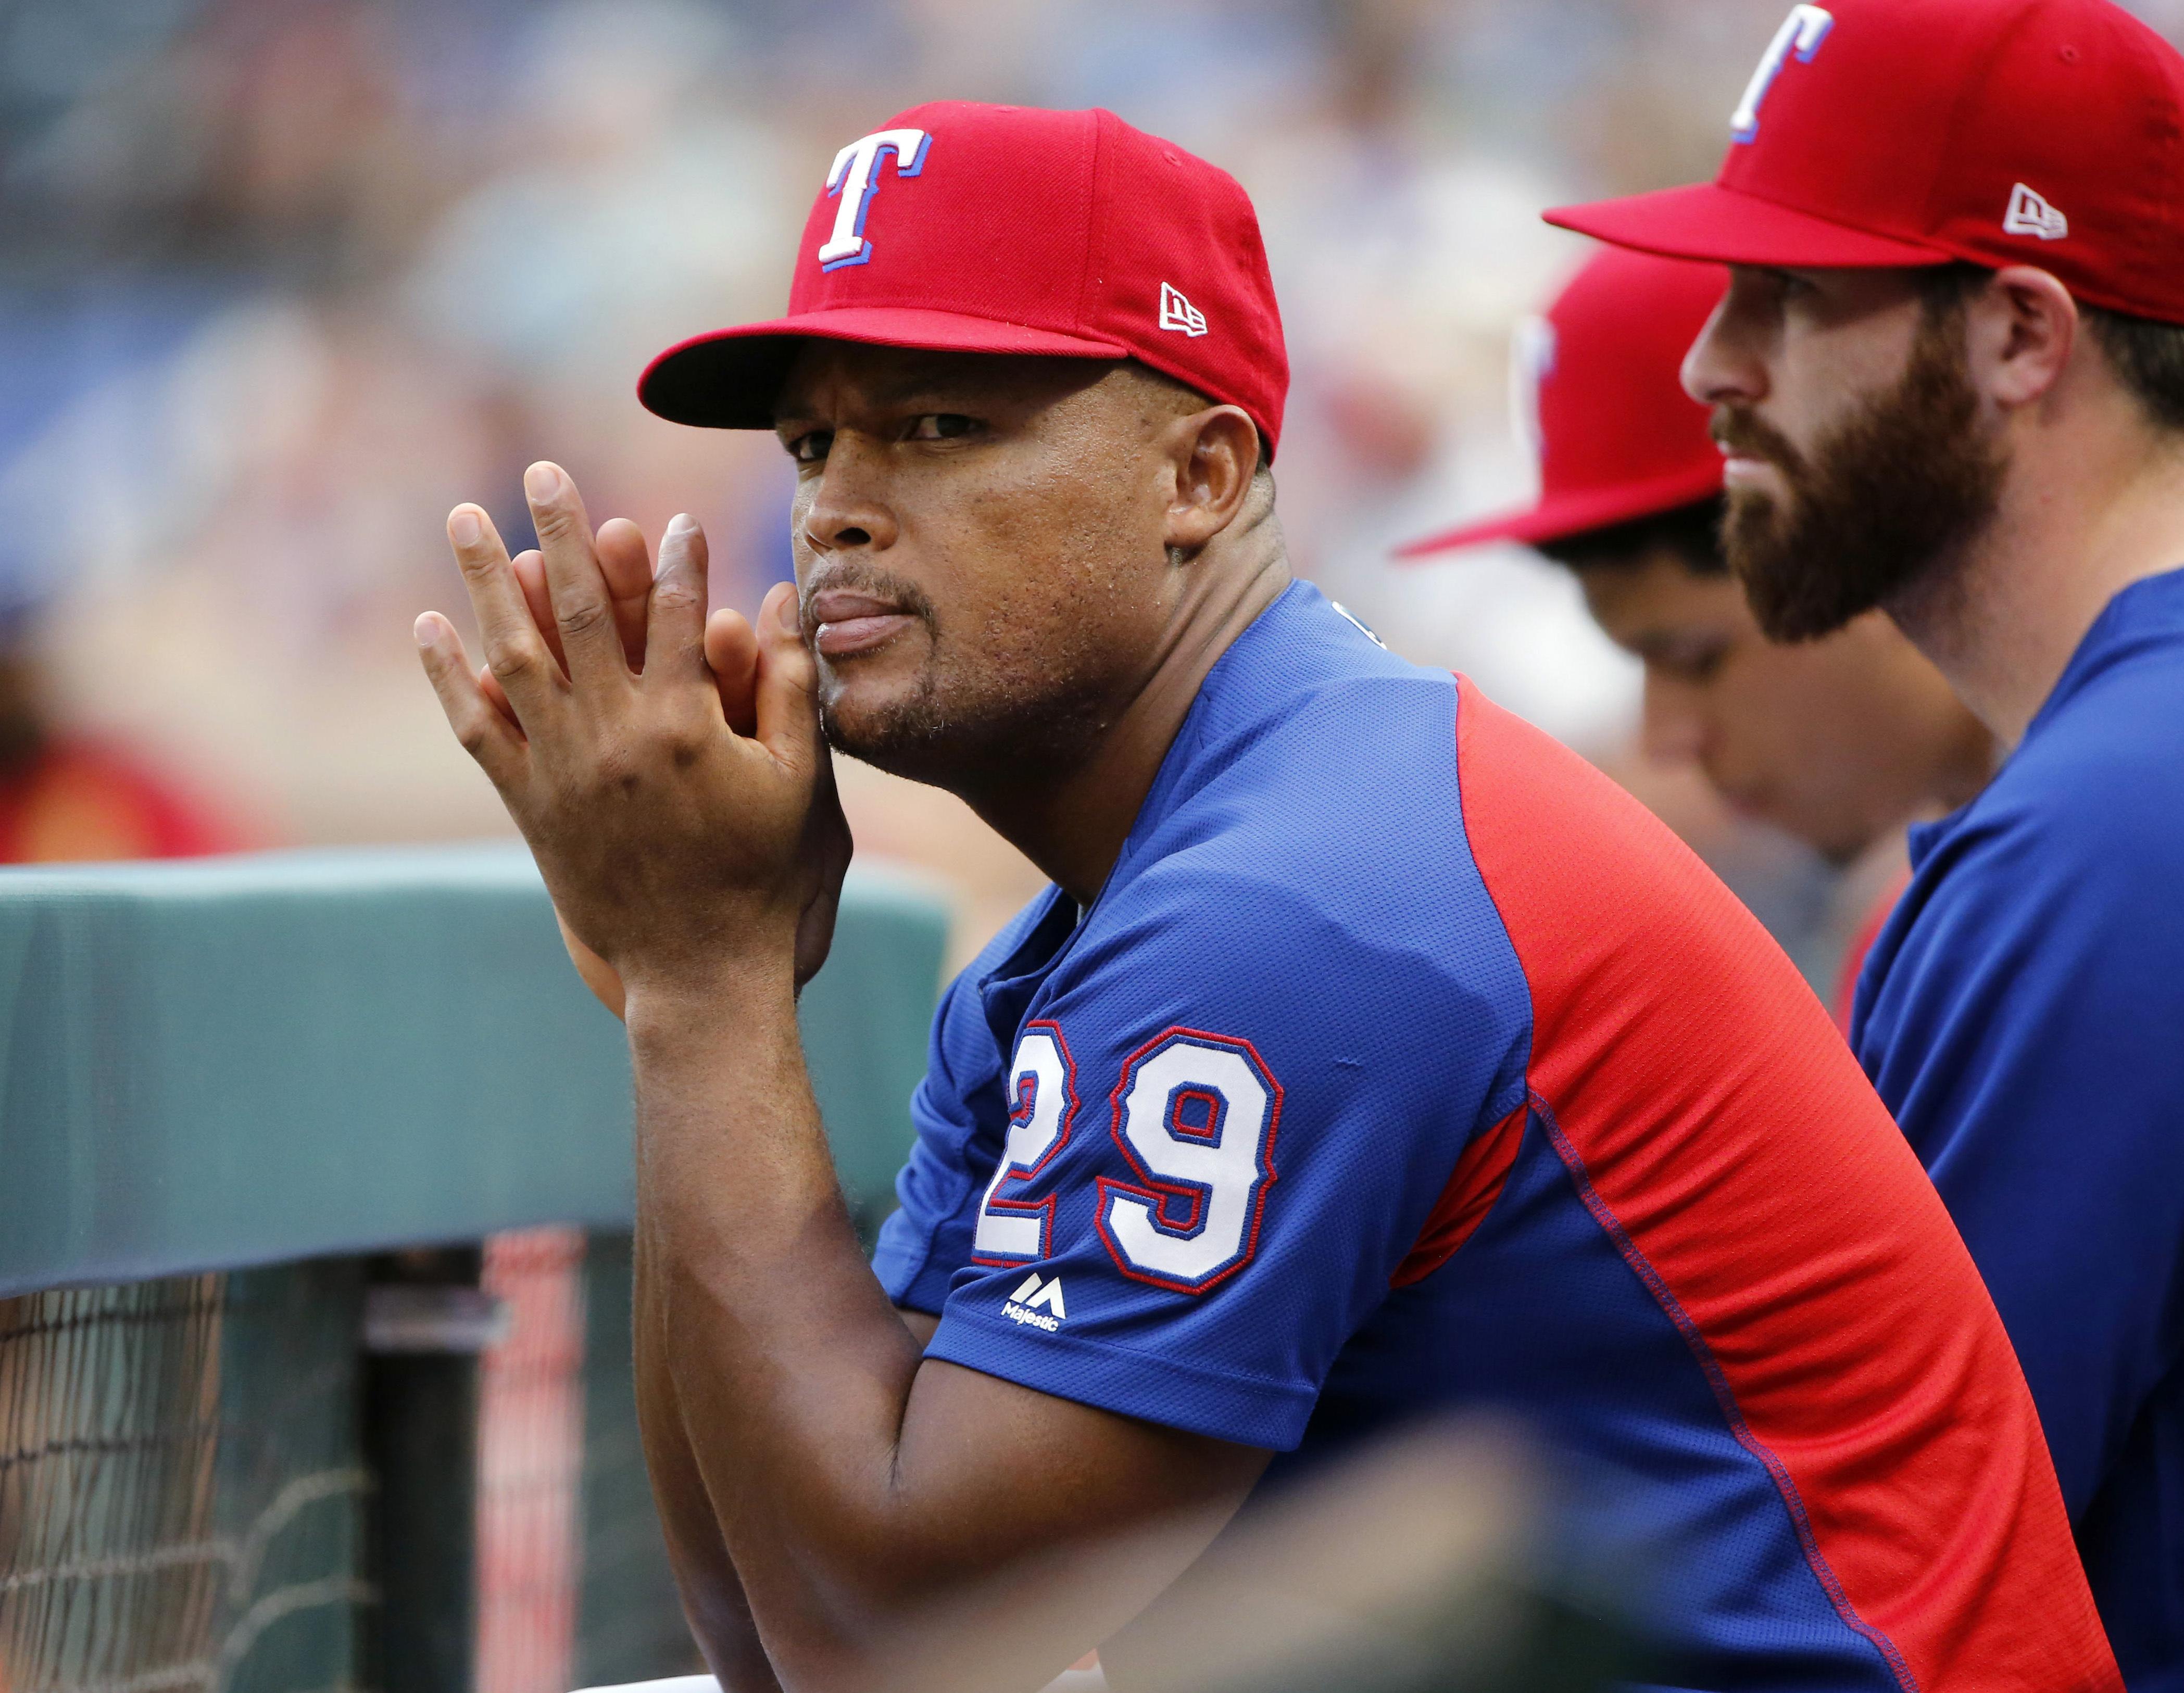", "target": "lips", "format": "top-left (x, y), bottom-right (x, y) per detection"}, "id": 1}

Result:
top-left (808, 588), bottom-right (918, 659)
